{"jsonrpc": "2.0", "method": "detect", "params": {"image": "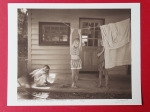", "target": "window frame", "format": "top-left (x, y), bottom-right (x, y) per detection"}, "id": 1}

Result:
top-left (39, 22), bottom-right (70, 46)
top-left (79, 18), bottom-right (105, 47)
